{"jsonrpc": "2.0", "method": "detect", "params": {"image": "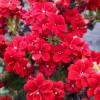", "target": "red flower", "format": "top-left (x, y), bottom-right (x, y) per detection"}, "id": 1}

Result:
top-left (91, 51), bottom-right (100, 64)
top-left (39, 61), bottom-right (56, 77)
top-left (4, 36), bottom-right (33, 77)
top-left (65, 80), bottom-right (81, 93)
top-left (68, 59), bottom-right (94, 89)
top-left (23, 2), bottom-right (58, 25)
top-left (63, 9), bottom-right (87, 40)
top-left (28, 38), bottom-right (51, 61)
top-left (31, 2), bottom-right (58, 16)
top-left (52, 42), bottom-right (71, 63)
top-left (48, 15), bottom-right (67, 39)
top-left (4, 48), bottom-right (33, 77)
top-left (53, 81), bottom-right (65, 100)
top-left (87, 74), bottom-right (100, 100)
top-left (87, 86), bottom-right (100, 100)
top-left (8, 36), bottom-right (28, 53)
top-left (69, 37), bottom-right (91, 61)
top-left (23, 2), bottom-right (62, 39)
top-left (24, 73), bottom-right (54, 100)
